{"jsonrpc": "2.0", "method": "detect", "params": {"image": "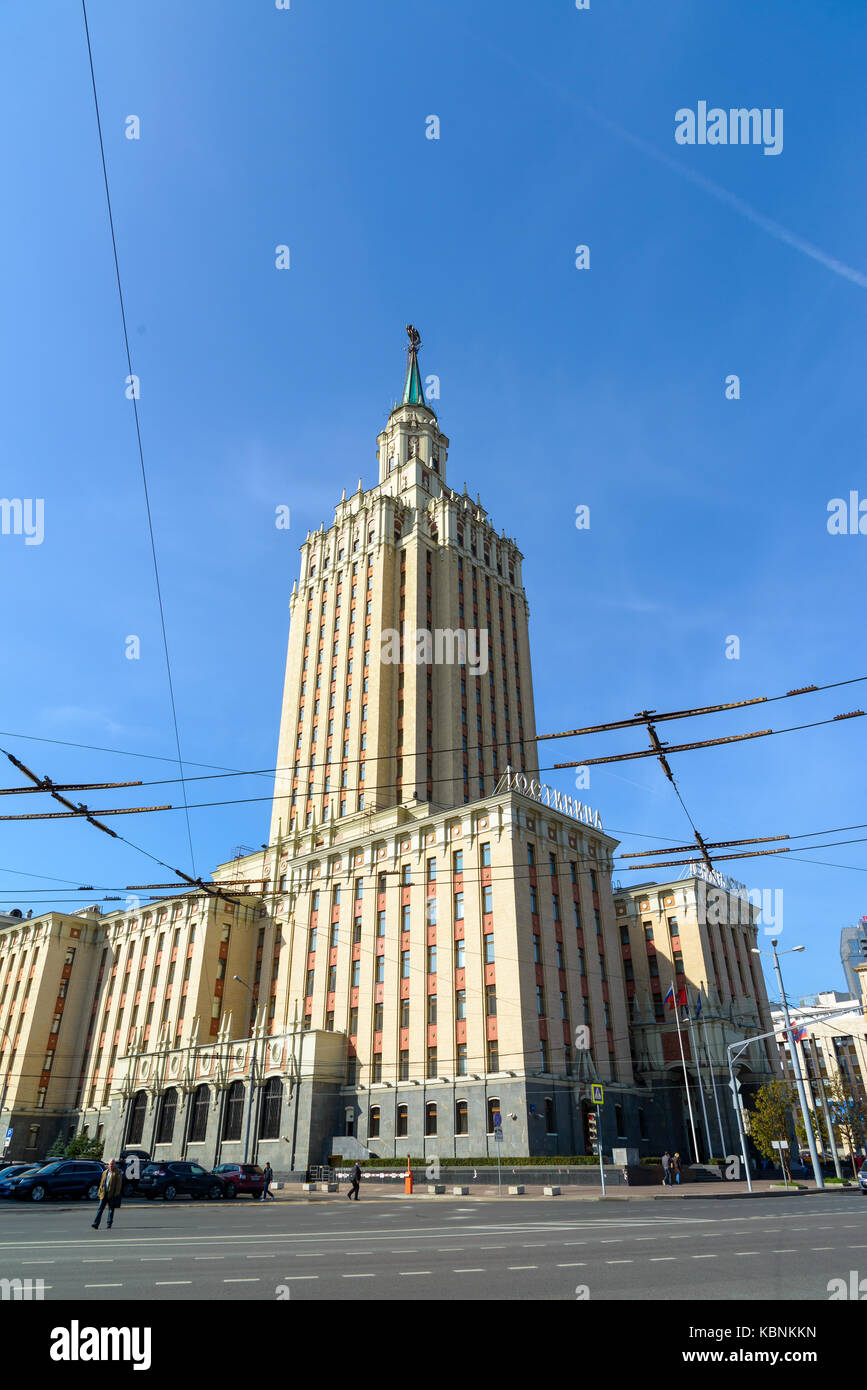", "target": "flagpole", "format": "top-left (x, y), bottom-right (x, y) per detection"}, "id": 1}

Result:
top-left (671, 987), bottom-right (700, 1164)
top-left (700, 985), bottom-right (727, 1158)
top-left (686, 1002), bottom-right (712, 1162)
